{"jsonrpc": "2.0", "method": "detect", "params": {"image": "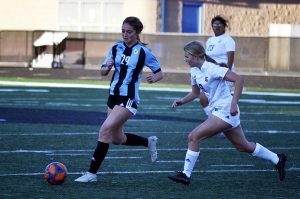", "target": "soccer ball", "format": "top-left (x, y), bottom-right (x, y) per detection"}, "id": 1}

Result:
top-left (44, 162), bottom-right (67, 185)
